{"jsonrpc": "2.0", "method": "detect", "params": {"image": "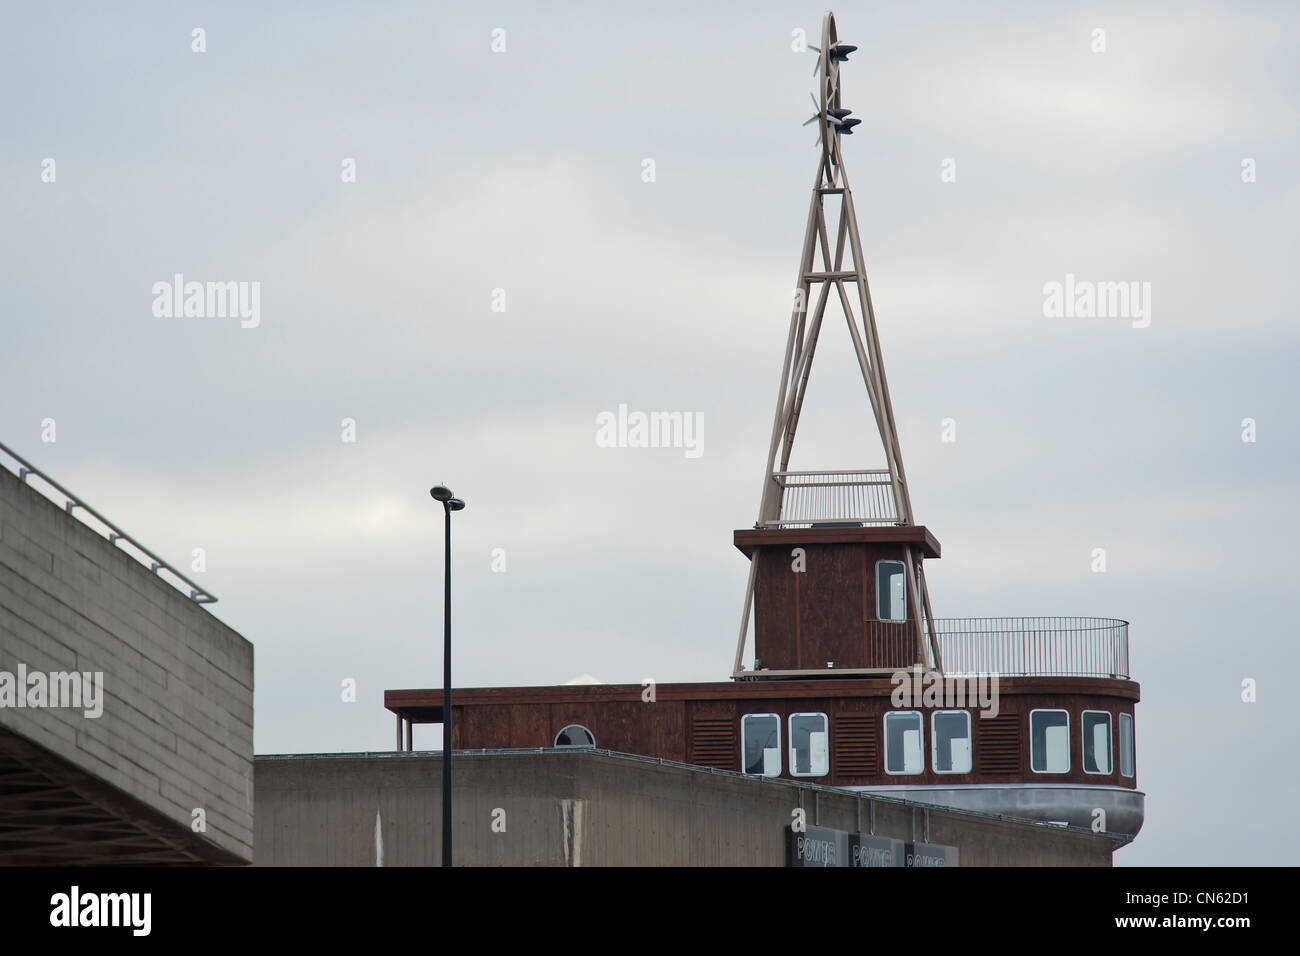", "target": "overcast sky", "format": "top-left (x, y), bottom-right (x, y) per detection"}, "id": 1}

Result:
top-left (3, 1), bottom-right (1297, 866)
